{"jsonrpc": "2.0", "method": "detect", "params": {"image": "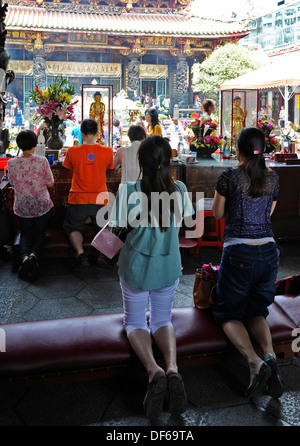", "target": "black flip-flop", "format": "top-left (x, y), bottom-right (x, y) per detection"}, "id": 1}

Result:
top-left (18, 256), bottom-right (39, 282)
top-left (143, 372), bottom-right (167, 419)
top-left (167, 372), bottom-right (188, 414)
